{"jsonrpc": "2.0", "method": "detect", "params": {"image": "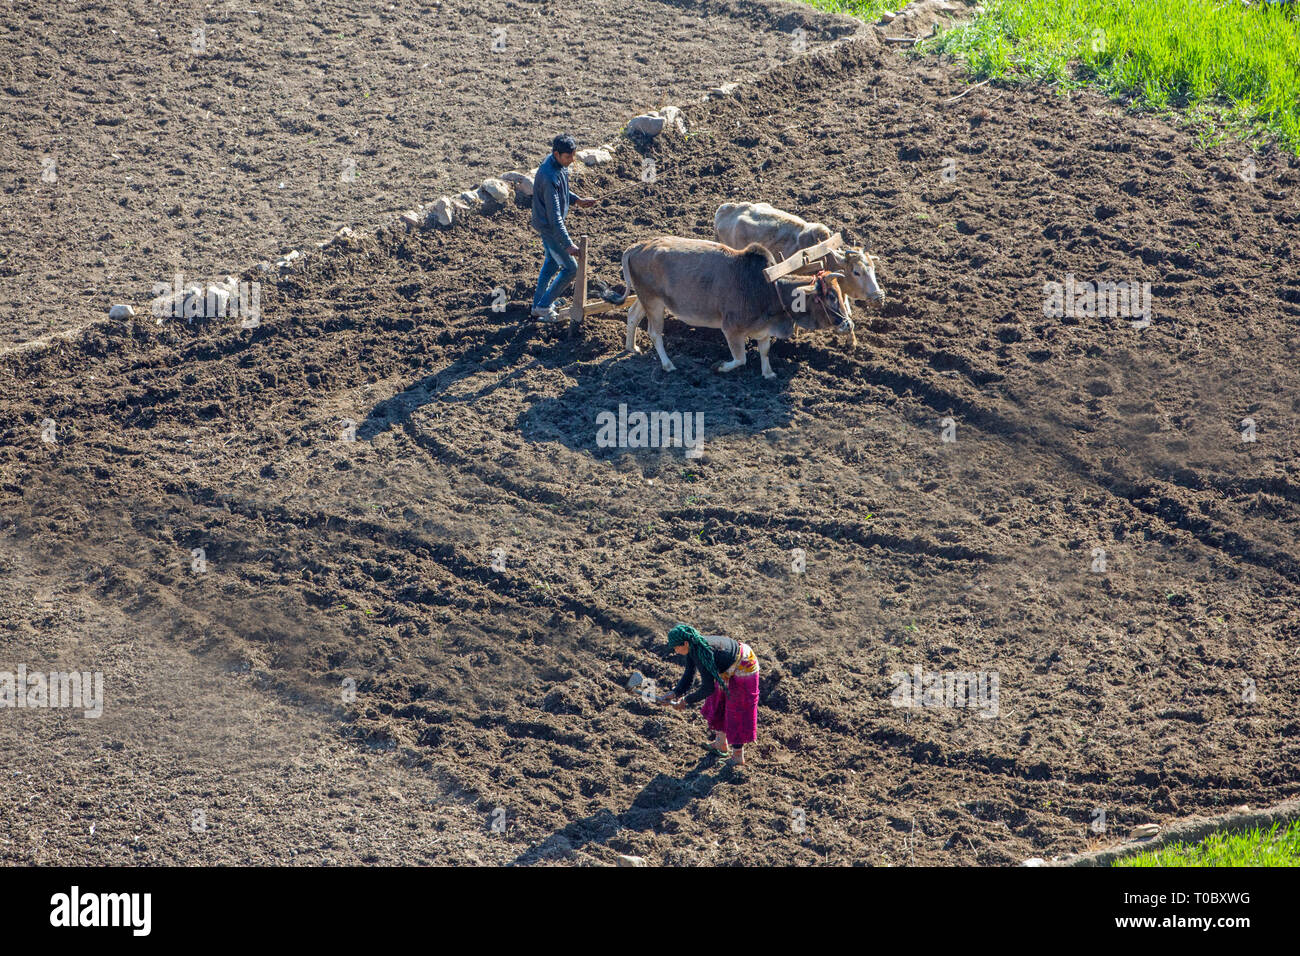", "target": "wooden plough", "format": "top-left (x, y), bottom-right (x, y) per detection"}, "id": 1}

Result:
top-left (568, 236), bottom-right (636, 337)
